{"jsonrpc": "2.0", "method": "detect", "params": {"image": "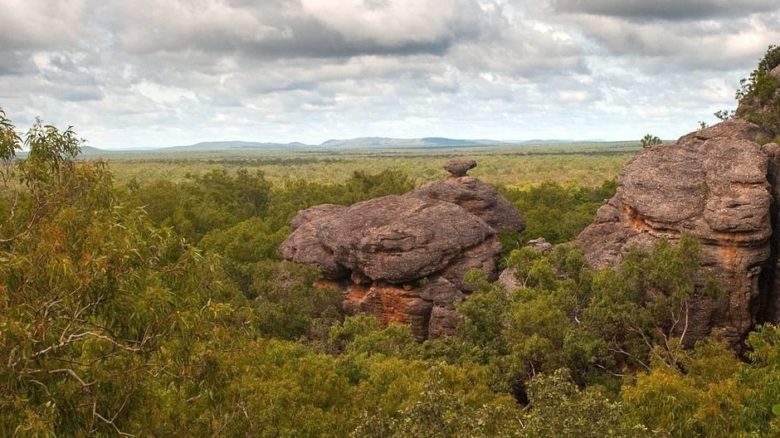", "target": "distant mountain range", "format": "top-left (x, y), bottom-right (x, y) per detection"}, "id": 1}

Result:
top-left (317, 137), bottom-right (518, 149)
top-left (78, 136), bottom-right (595, 154)
top-left (162, 141), bottom-right (311, 152)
